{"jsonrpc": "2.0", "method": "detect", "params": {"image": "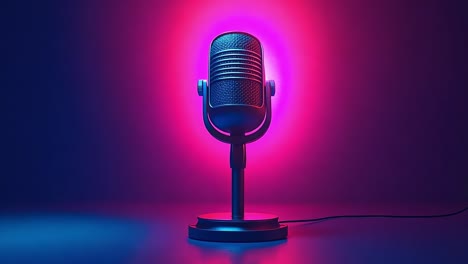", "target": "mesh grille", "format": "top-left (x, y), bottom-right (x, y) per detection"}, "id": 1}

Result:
top-left (209, 33), bottom-right (263, 107)
top-left (210, 33), bottom-right (261, 56)
top-left (210, 80), bottom-right (262, 107)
